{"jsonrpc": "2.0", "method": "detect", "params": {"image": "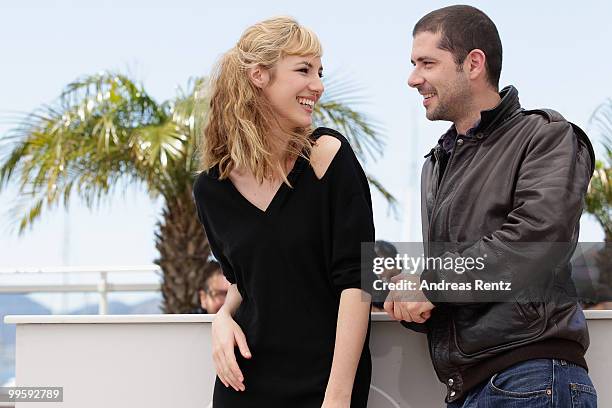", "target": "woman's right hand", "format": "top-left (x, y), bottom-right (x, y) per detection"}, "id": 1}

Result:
top-left (211, 310), bottom-right (251, 392)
